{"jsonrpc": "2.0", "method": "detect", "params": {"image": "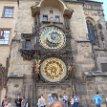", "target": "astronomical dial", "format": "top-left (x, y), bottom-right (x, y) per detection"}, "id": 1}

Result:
top-left (39, 26), bottom-right (66, 49)
top-left (40, 57), bottom-right (67, 82)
